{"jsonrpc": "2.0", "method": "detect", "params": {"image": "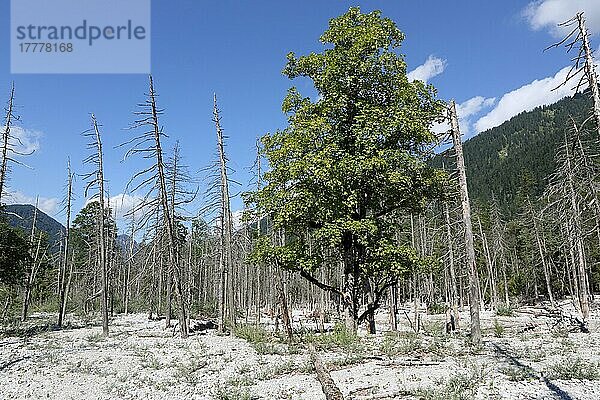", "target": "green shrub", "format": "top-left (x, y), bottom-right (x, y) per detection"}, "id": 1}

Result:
top-left (307, 322), bottom-right (360, 351)
top-left (496, 304), bottom-right (513, 317)
top-left (214, 385), bottom-right (256, 400)
top-left (544, 357), bottom-right (599, 380)
top-left (427, 303), bottom-right (448, 315)
top-left (493, 319), bottom-right (504, 338)
top-left (500, 366), bottom-right (530, 382)
top-left (380, 331), bottom-right (423, 357)
top-left (419, 363), bottom-right (485, 400)
top-left (234, 324), bottom-right (270, 344)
